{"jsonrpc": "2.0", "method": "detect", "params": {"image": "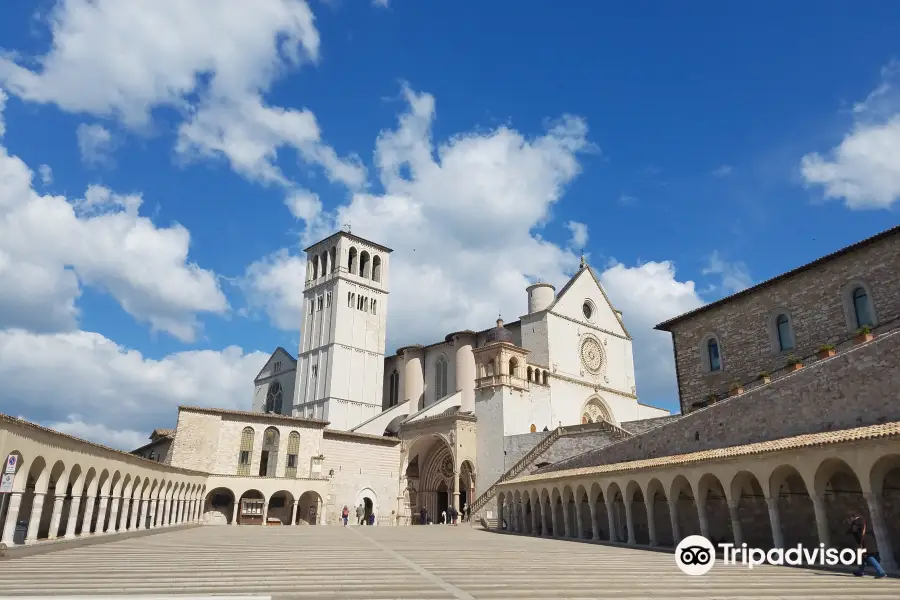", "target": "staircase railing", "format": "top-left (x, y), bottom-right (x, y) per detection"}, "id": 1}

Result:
top-left (470, 419), bottom-right (635, 516)
top-left (471, 426), bottom-right (562, 514)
